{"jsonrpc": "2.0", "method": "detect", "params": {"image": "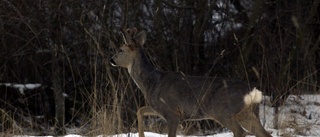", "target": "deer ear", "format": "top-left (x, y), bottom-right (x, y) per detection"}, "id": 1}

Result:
top-left (134, 30), bottom-right (147, 46)
top-left (109, 40), bottom-right (116, 49)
